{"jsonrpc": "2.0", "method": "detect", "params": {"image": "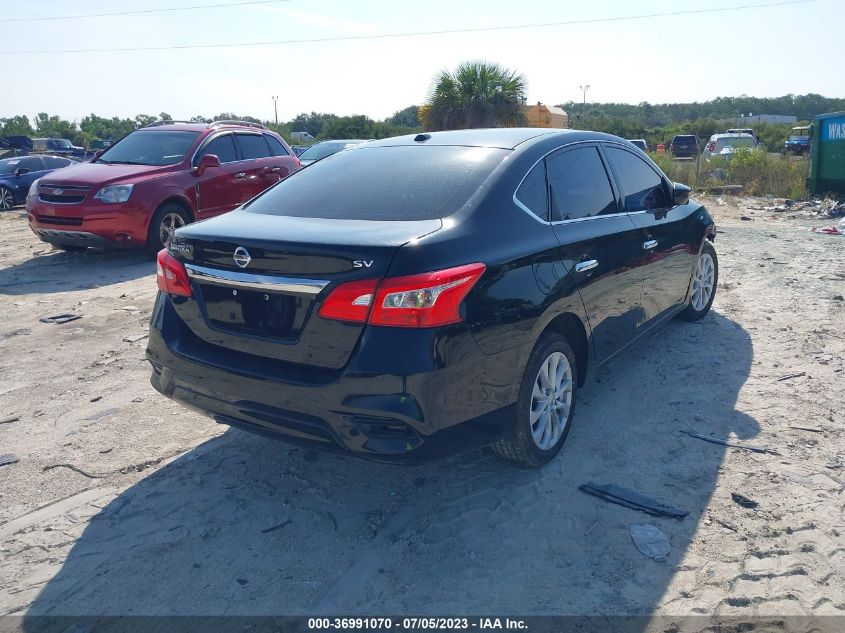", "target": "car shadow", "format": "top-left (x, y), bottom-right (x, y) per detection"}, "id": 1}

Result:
top-left (0, 248), bottom-right (153, 296)
top-left (21, 310), bottom-right (756, 625)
